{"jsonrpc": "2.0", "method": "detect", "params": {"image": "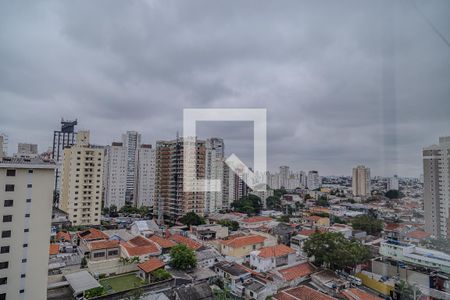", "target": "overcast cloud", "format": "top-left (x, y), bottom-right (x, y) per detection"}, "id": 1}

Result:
top-left (1, 0), bottom-right (449, 176)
